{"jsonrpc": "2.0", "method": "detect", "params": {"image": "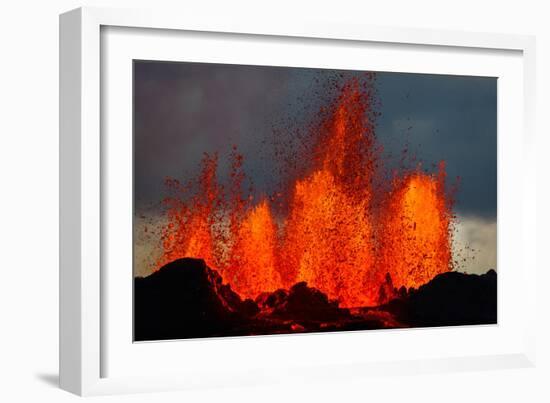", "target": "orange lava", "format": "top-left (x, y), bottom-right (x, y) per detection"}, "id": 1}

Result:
top-left (230, 200), bottom-right (281, 297)
top-left (377, 164), bottom-right (452, 294)
top-left (156, 77), bottom-right (454, 307)
top-left (160, 153), bottom-right (221, 269)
